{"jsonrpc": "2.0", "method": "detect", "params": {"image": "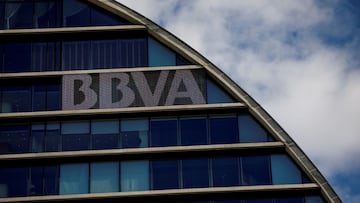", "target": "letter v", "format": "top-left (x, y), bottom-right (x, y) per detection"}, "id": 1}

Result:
top-left (131, 71), bottom-right (169, 106)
